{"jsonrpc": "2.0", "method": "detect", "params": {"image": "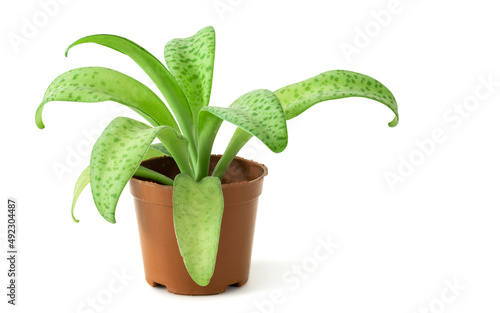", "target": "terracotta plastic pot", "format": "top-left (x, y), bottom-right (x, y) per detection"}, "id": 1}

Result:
top-left (129, 155), bottom-right (268, 295)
